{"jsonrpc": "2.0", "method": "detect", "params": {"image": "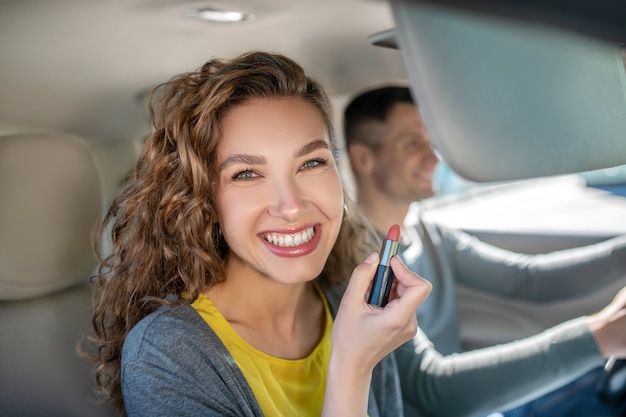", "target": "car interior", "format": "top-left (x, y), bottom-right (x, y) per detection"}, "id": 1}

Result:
top-left (0, 132), bottom-right (116, 416)
top-left (1, 0), bottom-right (625, 415)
